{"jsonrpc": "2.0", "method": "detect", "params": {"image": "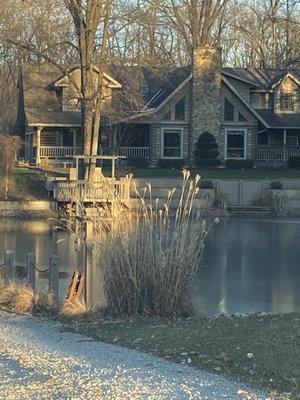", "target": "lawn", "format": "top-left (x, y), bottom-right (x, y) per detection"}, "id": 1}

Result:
top-left (63, 313), bottom-right (300, 399)
top-left (12, 168), bottom-right (47, 199)
top-left (124, 167), bottom-right (300, 180)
